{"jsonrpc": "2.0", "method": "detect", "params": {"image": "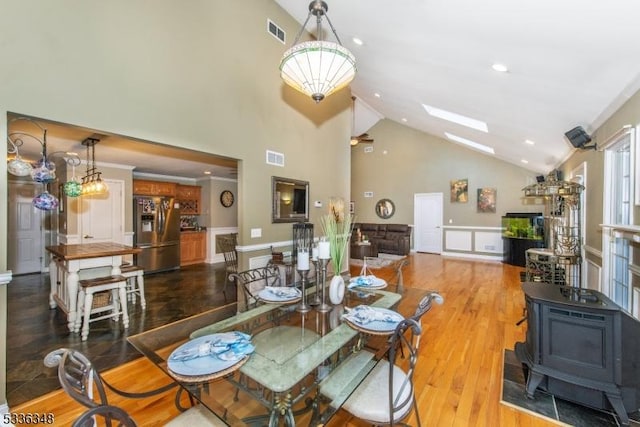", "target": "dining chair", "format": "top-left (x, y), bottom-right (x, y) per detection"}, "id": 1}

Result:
top-left (230, 265), bottom-right (282, 310)
top-left (44, 348), bottom-right (226, 426)
top-left (340, 318), bottom-right (424, 426)
top-left (218, 233), bottom-right (238, 294)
